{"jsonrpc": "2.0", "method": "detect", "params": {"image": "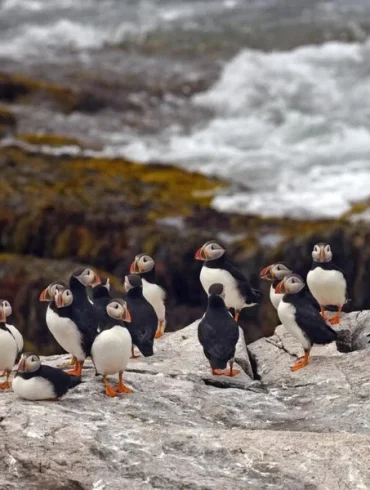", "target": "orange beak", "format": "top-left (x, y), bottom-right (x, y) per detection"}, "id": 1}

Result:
top-left (91, 272), bottom-right (101, 287)
top-left (122, 307), bottom-right (132, 323)
top-left (260, 265), bottom-right (273, 279)
top-left (39, 287), bottom-right (51, 302)
top-left (0, 309), bottom-right (6, 322)
top-left (129, 260), bottom-right (140, 274)
top-left (195, 247), bottom-right (206, 261)
top-left (275, 280), bottom-right (286, 294)
top-left (55, 292), bottom-right (64, 308)
top-left (17, 357), bottom-right (26, 372)
top-left (319, 246), bottom-right (325, 262)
